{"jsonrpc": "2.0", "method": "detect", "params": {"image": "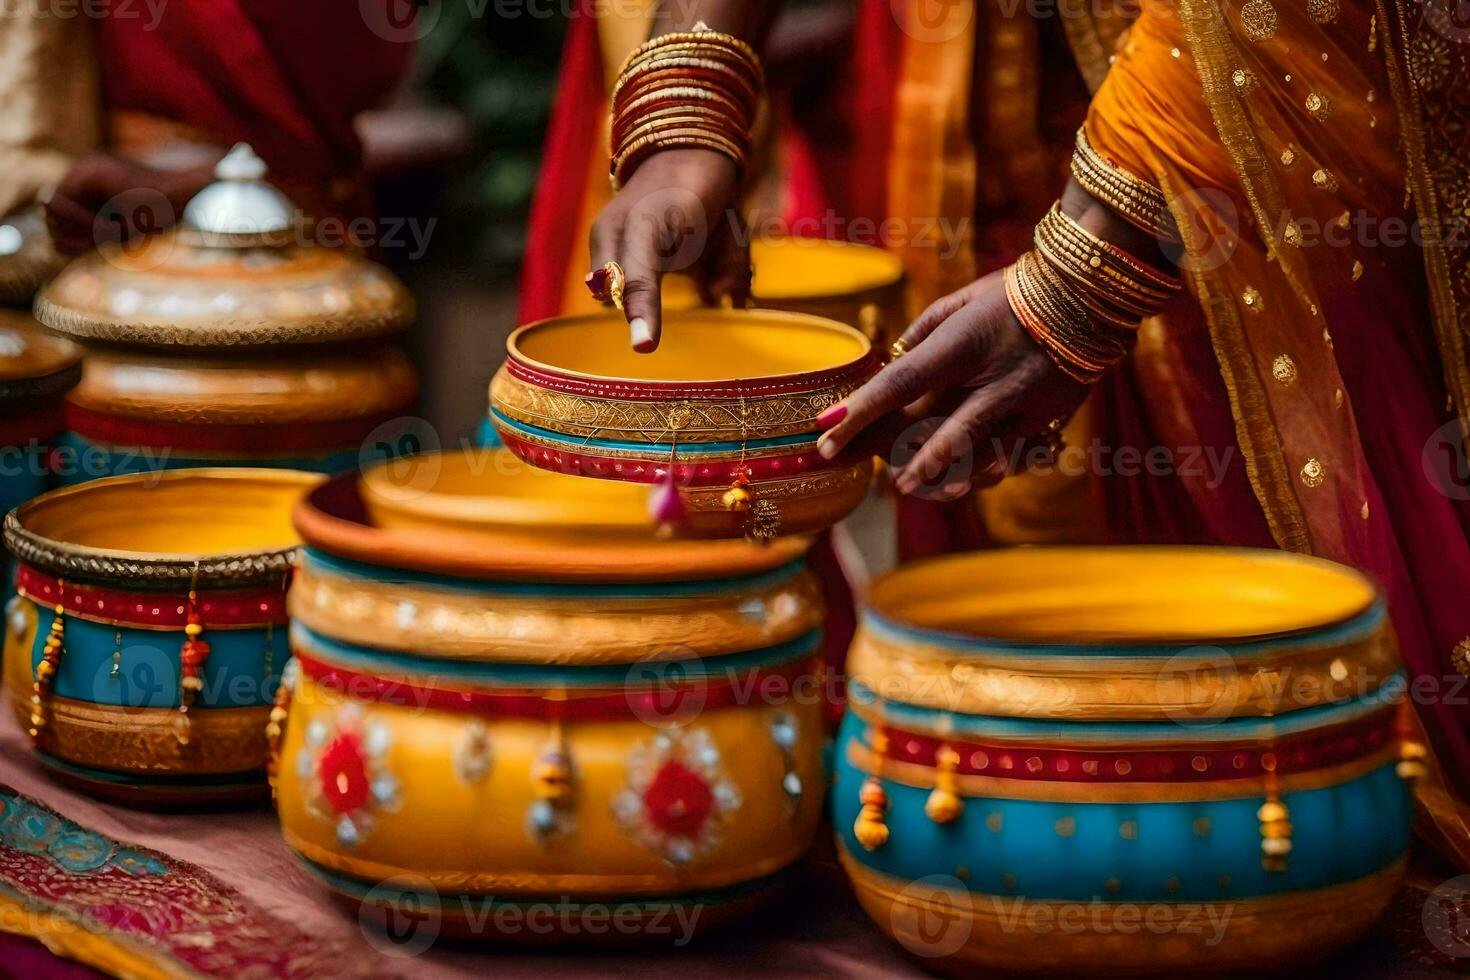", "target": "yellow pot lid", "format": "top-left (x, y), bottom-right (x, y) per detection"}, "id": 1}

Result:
top-left (0, 310), bottom-right (81, 400)
top-left (34, 144), bottom-right (414, 349)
